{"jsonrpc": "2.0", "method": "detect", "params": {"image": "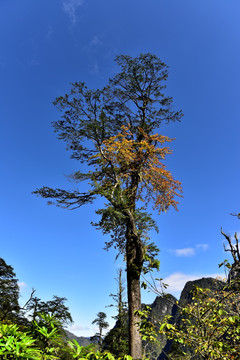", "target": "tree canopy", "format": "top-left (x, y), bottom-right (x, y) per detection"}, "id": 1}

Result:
top-left (0, 257), bottom-right (20, 322)
top-left (92, 312), bottom-right (109, 350)
top-left (26, 295), bottom-right (73, 326)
